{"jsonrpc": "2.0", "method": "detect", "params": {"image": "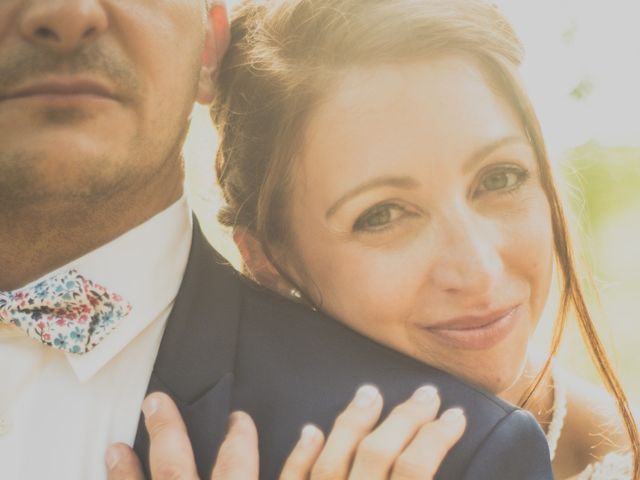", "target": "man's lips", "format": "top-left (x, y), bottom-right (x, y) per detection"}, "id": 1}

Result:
top-left (421, 304), bottom-right (522, 350)
top-left (0, 77), bottom-right (117, 102)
